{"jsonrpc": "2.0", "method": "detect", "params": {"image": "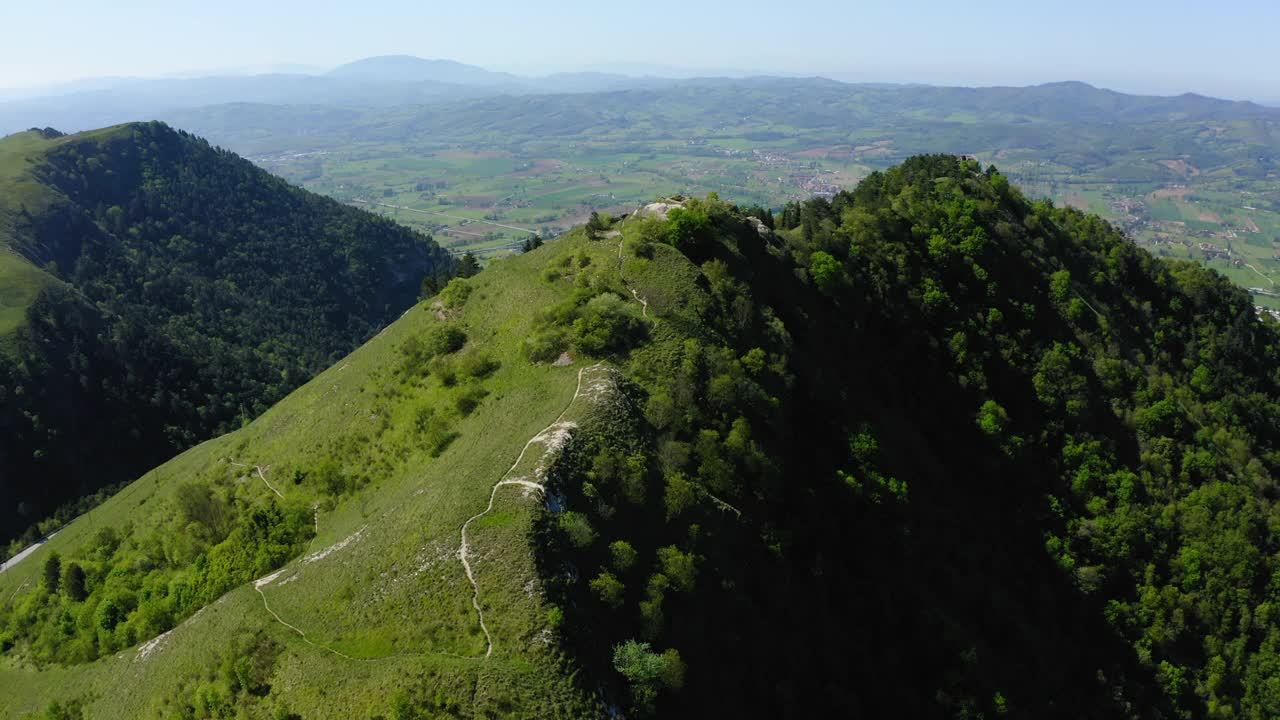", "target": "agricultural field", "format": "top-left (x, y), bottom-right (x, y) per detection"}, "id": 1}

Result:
top-left (252, 139), bottom-right (870, 258)
top-left (999, 155), bottom-right (1280, 295)
top-left (172, 80), bottom-right (1280, 305)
